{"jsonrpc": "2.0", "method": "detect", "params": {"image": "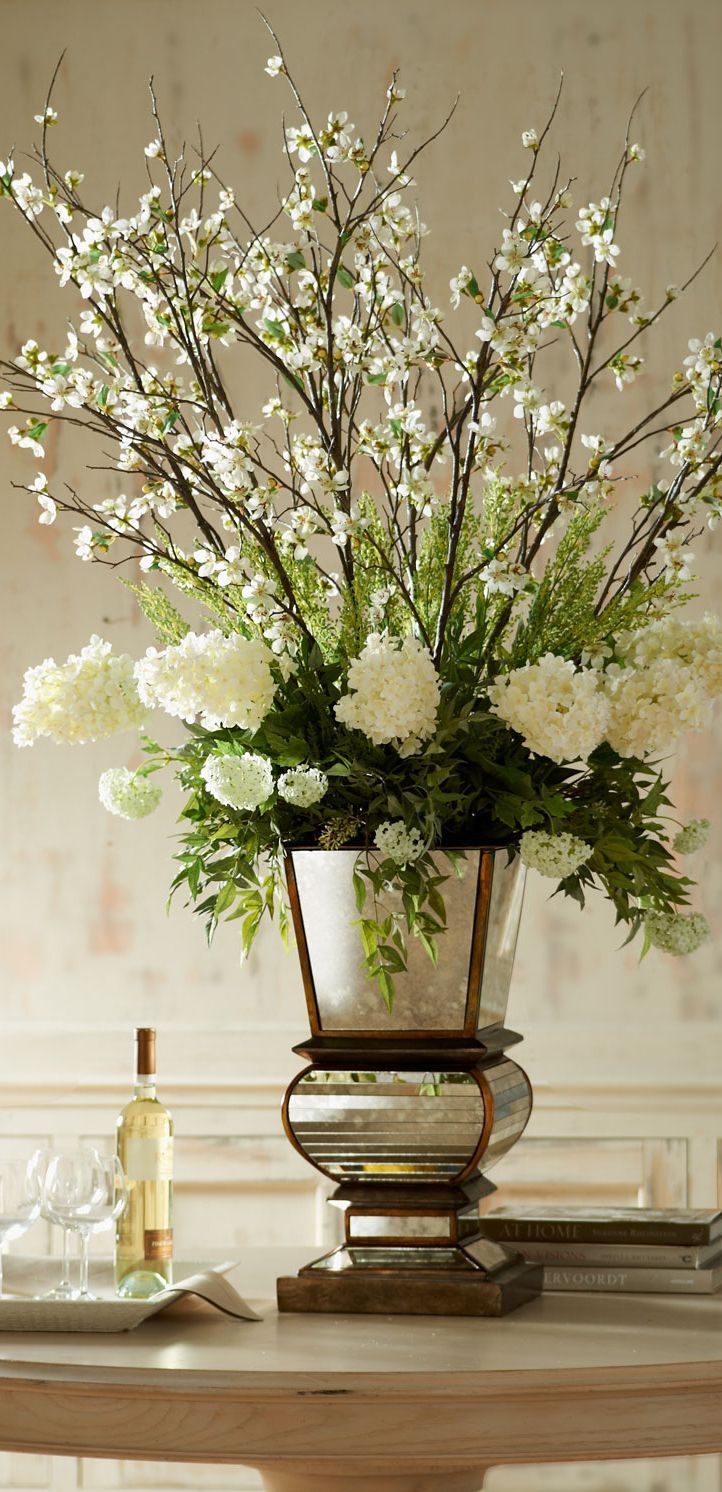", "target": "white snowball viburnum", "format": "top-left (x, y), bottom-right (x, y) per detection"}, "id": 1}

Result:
top-left (605, 615), bottom-right (722, 758)
top-left (374, 820), bottom-right (424, 865)
top-left (12, 636), bottom-right (147, 747)
top-left (277, 766), bottom-right (328, 807)
top-left (98, 767), bottom-right (162, 820)
top-left (644, 910), bottom-right (710, 956)
top-left (520, 830), bottom-right (591, 878)
top-left (334, 634), bottom-right (440, 754)
top-left (673, 818), bottom-right (711, 854)
top-left (604, 663), bottom-right (709, 757)
top-left (488, 654), bottom-right (609, 765)
top-left (200, 752), bottom-right (273, 810)
top-left (135, 631), bottom-right (276, 732)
